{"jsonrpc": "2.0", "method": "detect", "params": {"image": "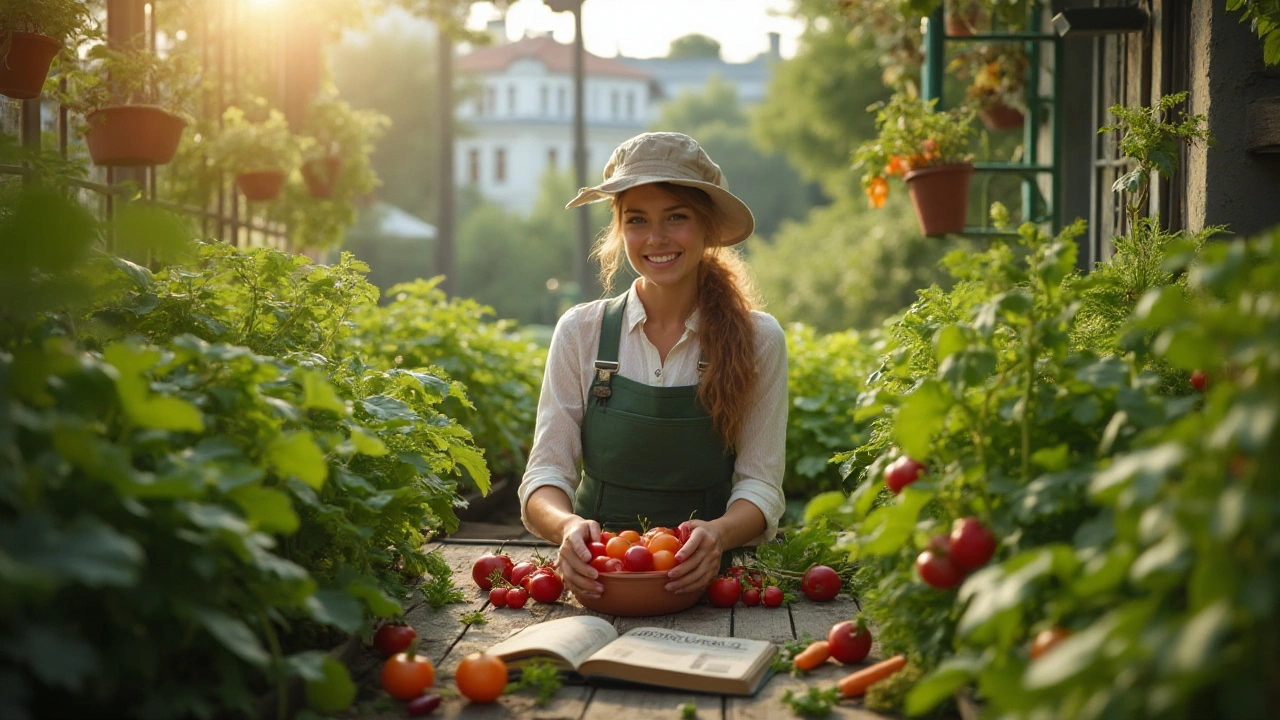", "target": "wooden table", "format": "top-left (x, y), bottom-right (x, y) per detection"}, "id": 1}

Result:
top-left (343, 539), bottom-right (894, 719)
